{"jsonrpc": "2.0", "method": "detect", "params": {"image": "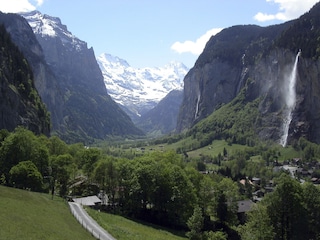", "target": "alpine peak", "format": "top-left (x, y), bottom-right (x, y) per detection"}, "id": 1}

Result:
top-left (97, 53), bottom-right (189, 119)
top-left (21, 11), bottom-right (87, 52)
